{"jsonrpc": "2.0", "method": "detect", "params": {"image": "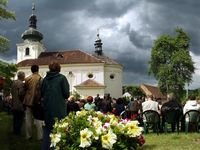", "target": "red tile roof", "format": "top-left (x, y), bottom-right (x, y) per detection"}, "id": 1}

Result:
top-left (140, 84), bottom-right (167, 100)
top-left (17, 50), bottom-right (120, 67)
top-left (75, 79), bottom-right (106, 89)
